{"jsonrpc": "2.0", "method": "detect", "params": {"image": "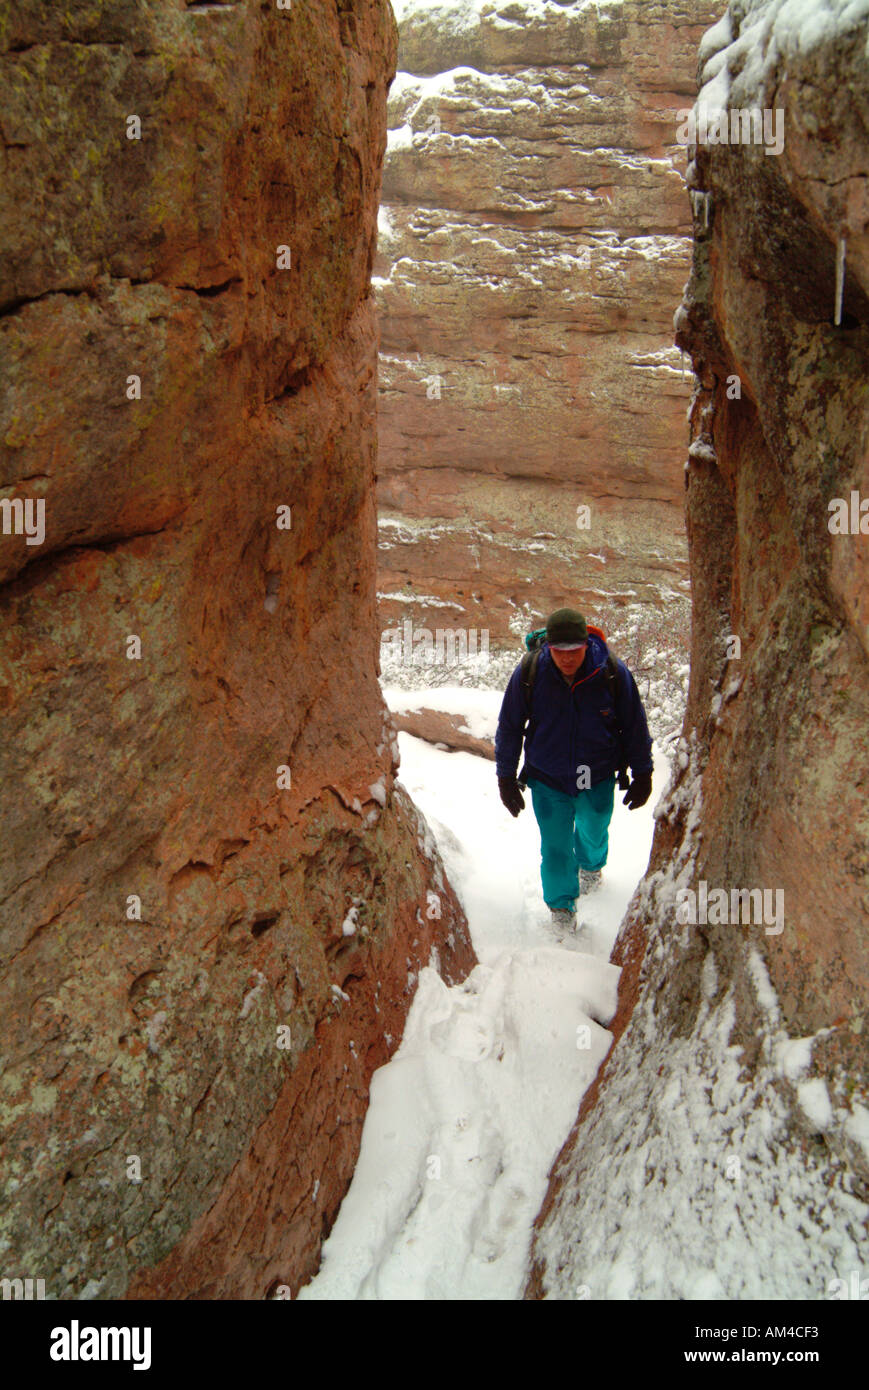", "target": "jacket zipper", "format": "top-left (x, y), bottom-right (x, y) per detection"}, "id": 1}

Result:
top-left (570, 663), bottom-right (606, 780)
